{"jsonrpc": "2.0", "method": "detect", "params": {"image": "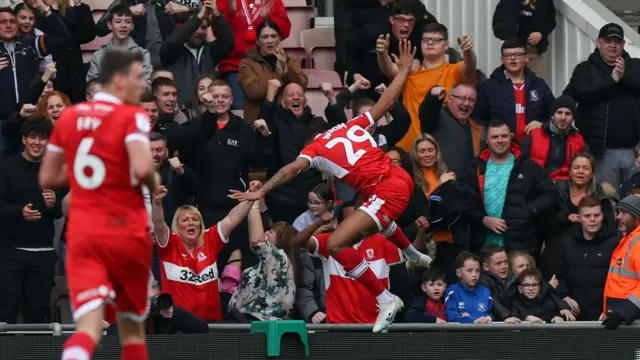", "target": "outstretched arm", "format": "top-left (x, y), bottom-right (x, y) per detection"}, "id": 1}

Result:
top-left (369, 40), bottom-right (415, 122)
top-left (228, 157), bottom-right (310, 201)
